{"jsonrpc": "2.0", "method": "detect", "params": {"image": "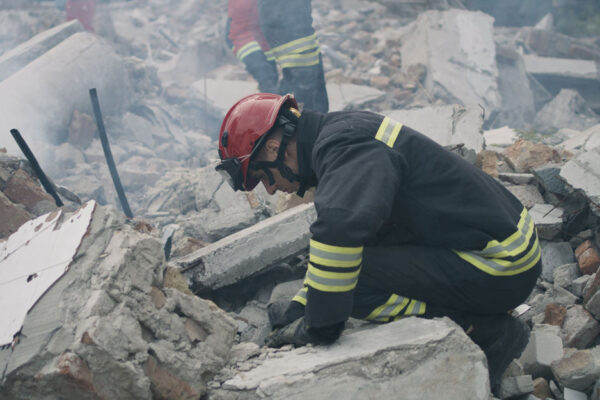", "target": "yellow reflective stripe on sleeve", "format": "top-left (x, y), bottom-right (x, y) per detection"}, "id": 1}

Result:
top-left (310, 245), bottom-right (362, 267)
top-left (375, 117), bottom-right (403, 148)
top-left (236, 41), bottom-right (262, 61)
top-left (475, 209), bottom-right (534, 258)
top-left (310, 239), bottom-right (362, 267)
top-left (365, 294), bottom-right (410, 322)
top-left (455, 234), bottom-right (541, 276)
top-left (292, 287), bottom-right (308, 306)
top-left (265, 33), bottom-right (319, 59)
top-left (305, 263), bottom-right (360, 292)
top-left (278, 49), bottom-right (321, 68)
